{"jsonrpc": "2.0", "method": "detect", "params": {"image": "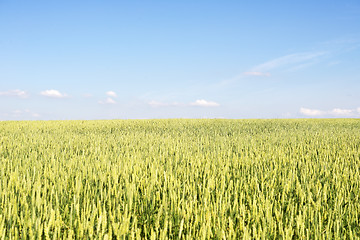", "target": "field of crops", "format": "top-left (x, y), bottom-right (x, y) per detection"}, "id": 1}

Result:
top-left (0, 119), bottom-right (359, 239)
